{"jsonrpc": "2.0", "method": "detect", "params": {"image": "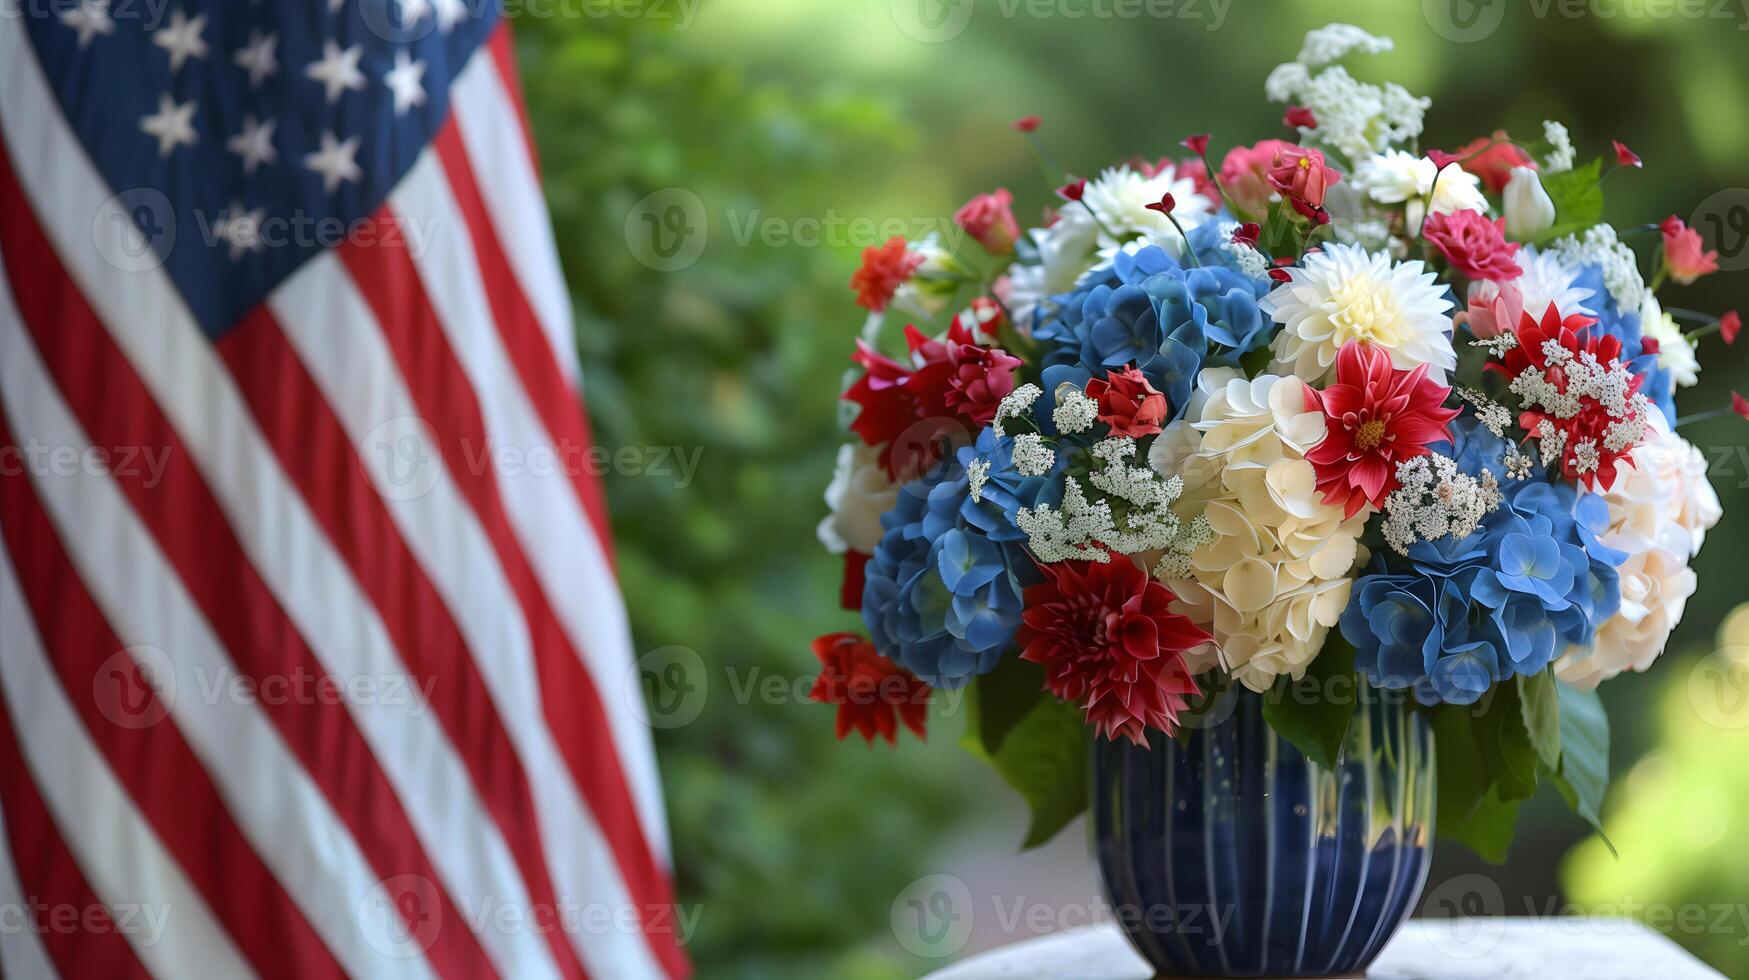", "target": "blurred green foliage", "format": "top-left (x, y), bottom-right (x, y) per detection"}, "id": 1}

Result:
top-left (510, 1), bottom-right (1749, 975)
